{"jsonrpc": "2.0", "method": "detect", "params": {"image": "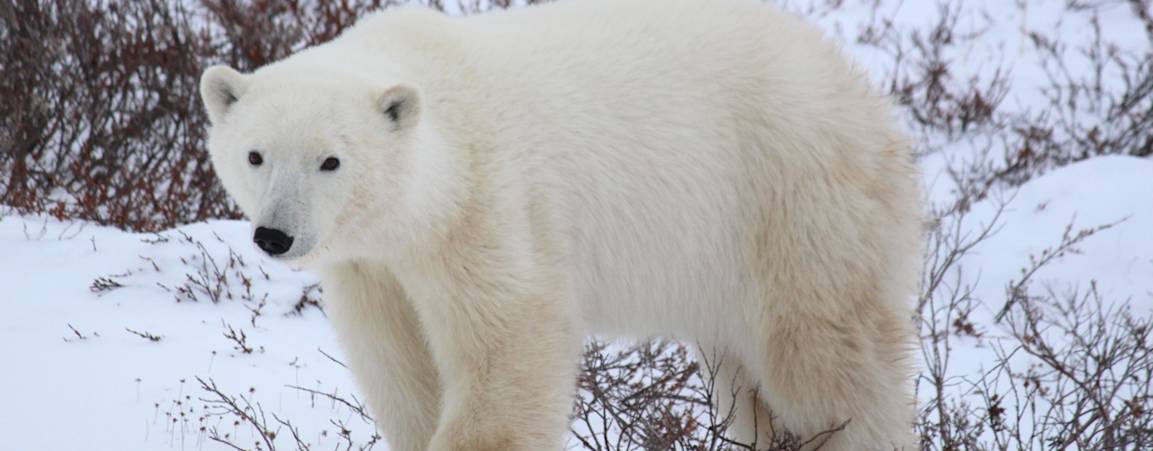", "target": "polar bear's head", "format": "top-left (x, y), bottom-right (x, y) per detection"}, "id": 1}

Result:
top-left (200, 64), bottom-right (448, 267)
